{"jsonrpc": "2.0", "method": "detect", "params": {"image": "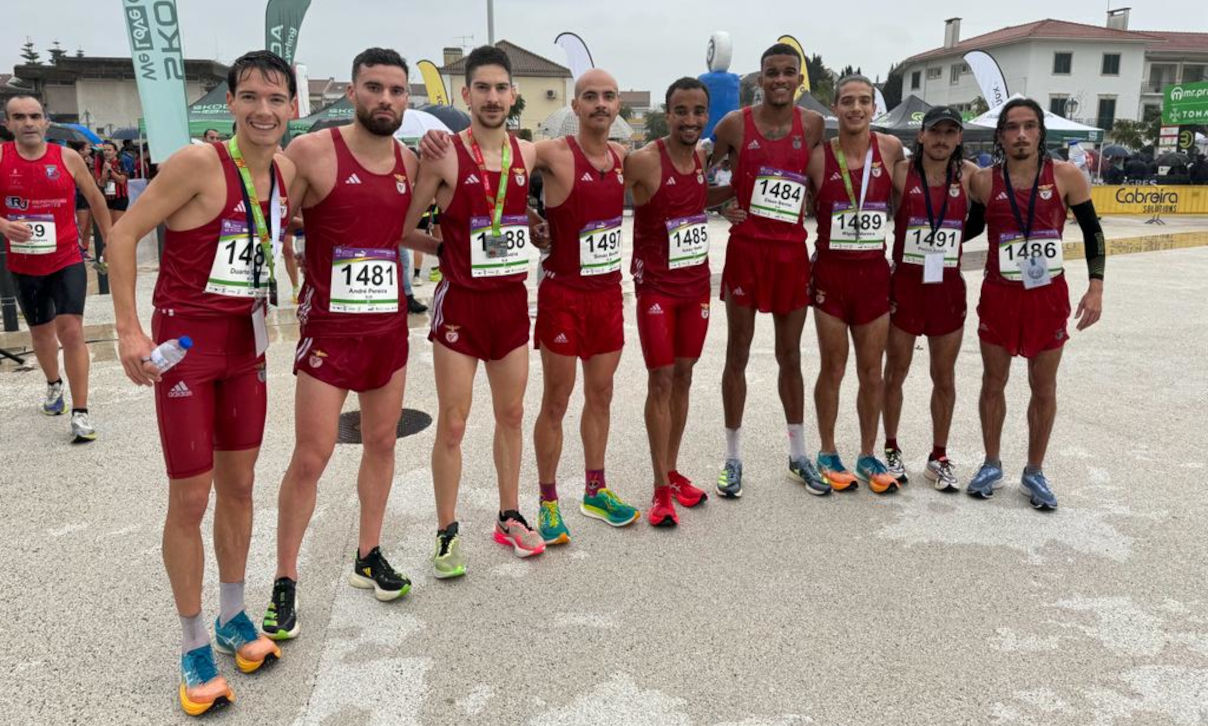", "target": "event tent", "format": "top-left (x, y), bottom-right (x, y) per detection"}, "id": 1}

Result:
top-left (968, 94), bottom-right (1104, 143)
